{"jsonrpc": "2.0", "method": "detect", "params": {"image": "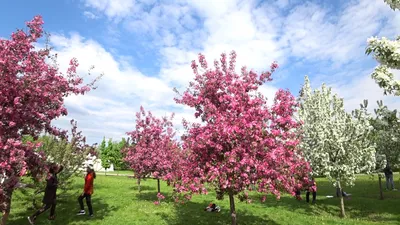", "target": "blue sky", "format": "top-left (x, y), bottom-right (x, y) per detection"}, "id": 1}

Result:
top-left (1, 0), bottom-right (399, 144)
